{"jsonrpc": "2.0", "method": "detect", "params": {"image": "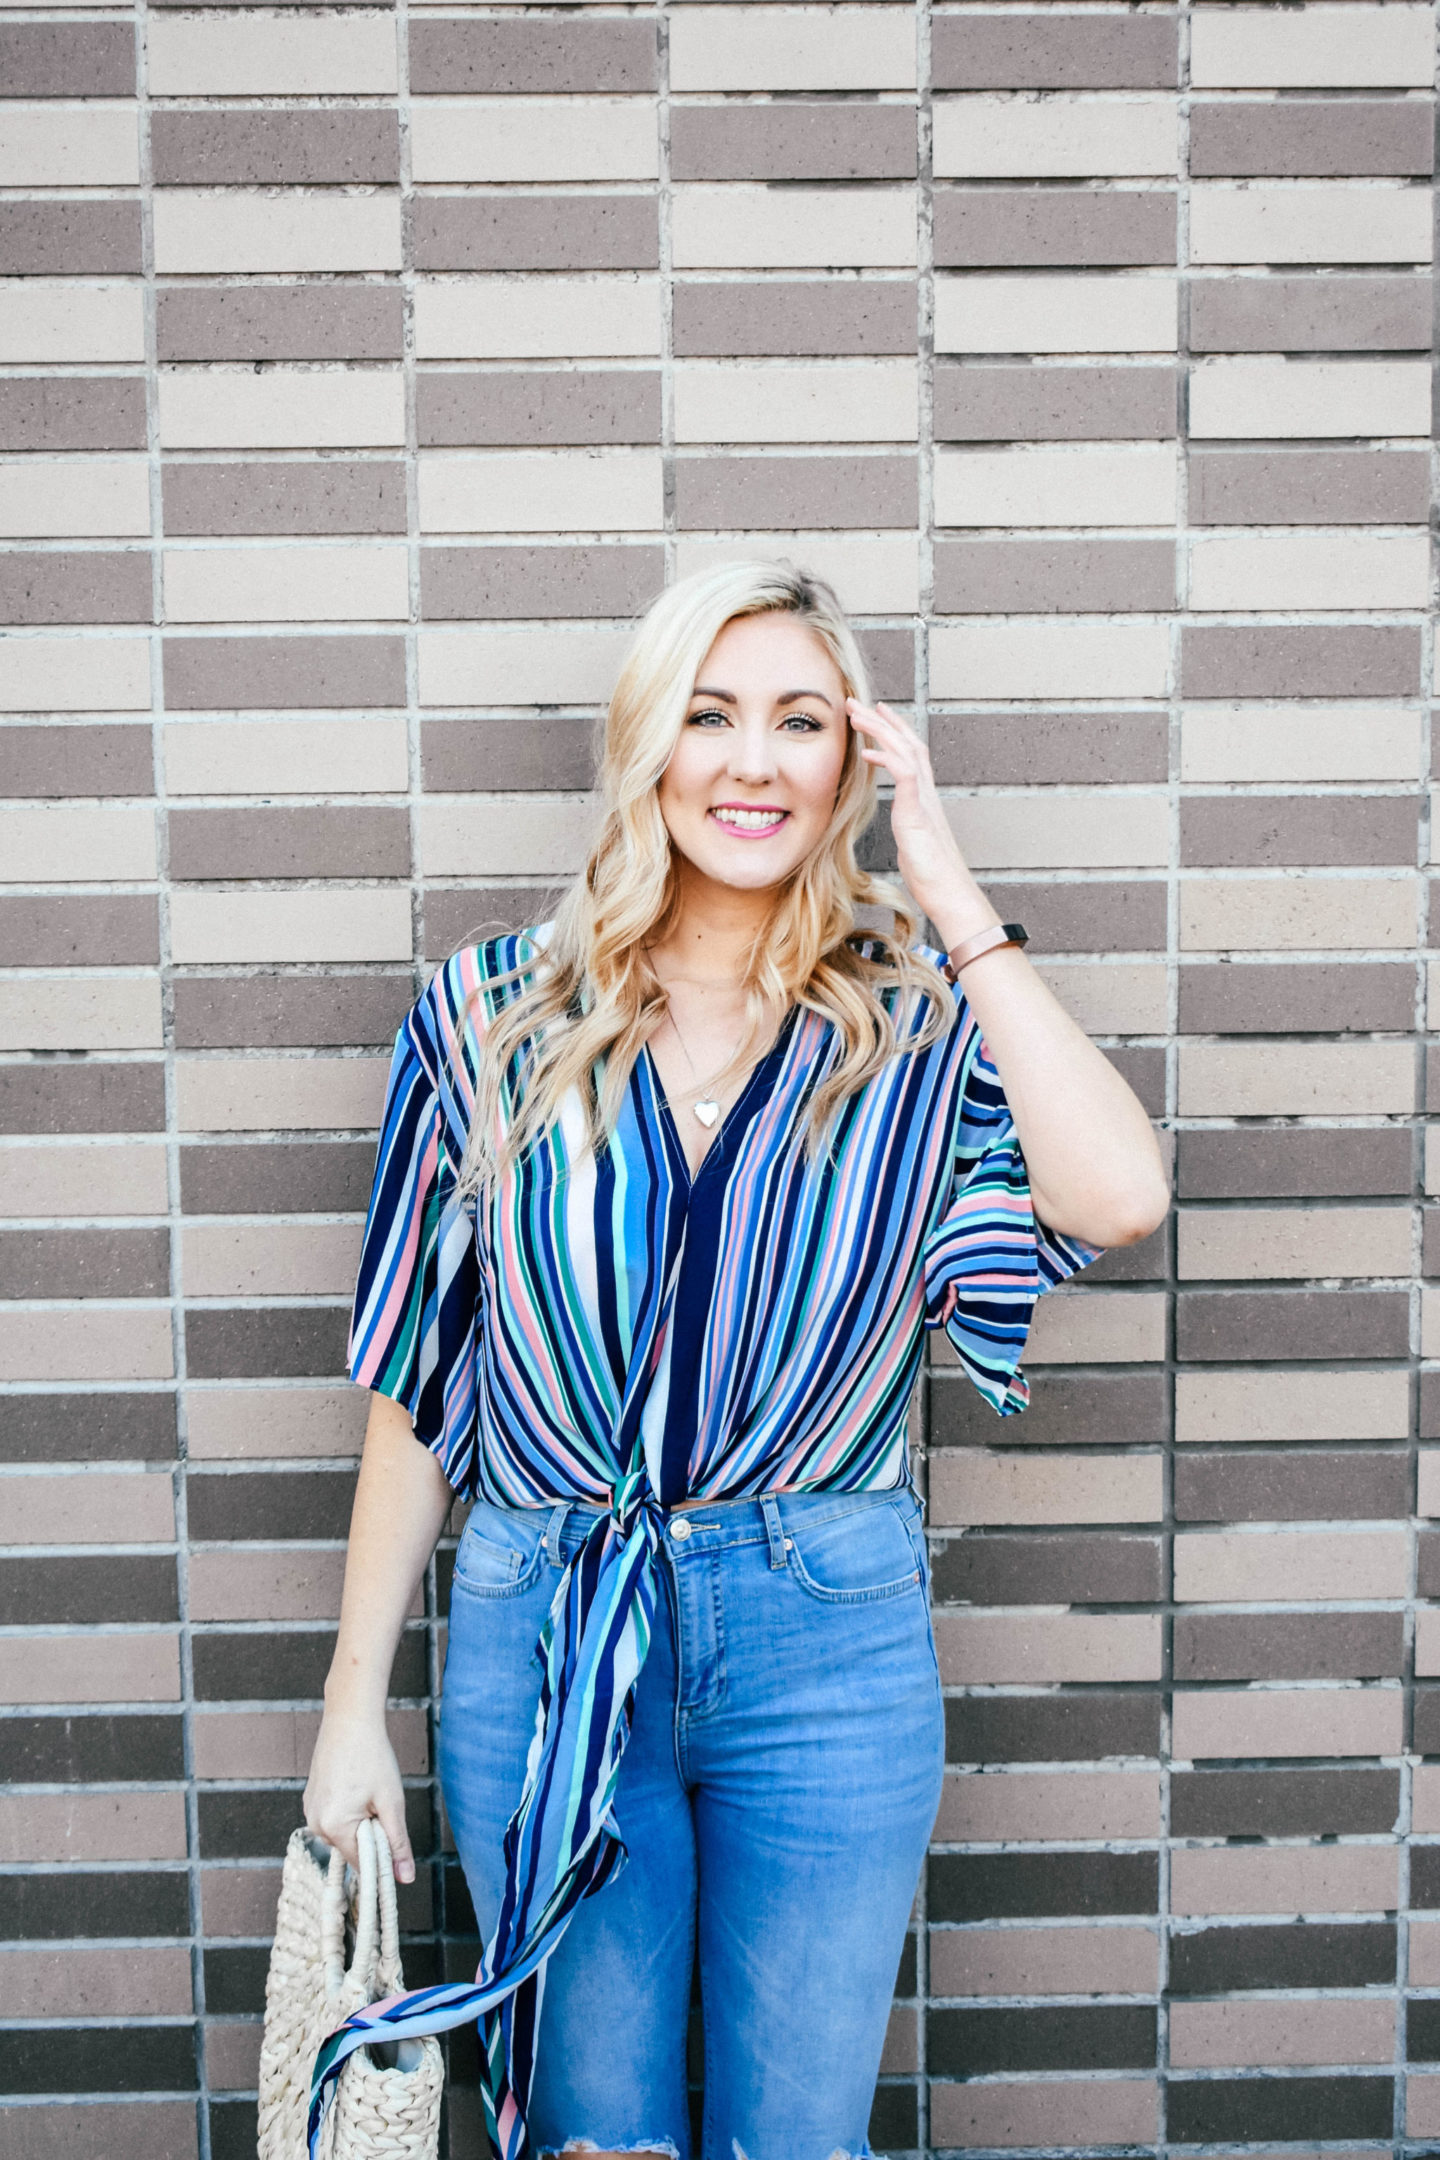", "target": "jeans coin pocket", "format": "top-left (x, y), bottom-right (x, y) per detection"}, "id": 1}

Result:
top-left (451, 1500), bottom-right (545, 1598)
top-left (785, 1497), bottom-right (926, 1605)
